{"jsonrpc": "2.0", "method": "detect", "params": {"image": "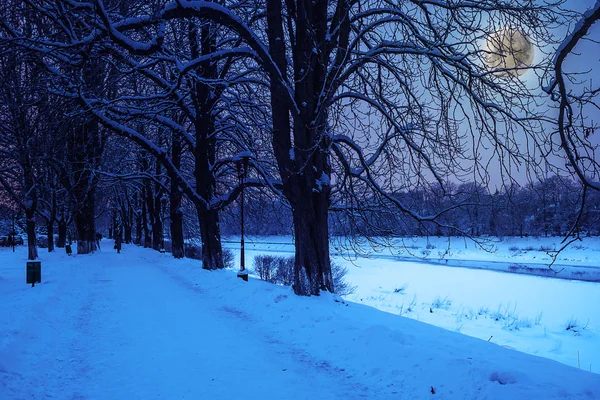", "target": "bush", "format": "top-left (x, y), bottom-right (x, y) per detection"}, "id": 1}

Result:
top-left (222, 248), bottom-right (235, 269)
top-left (184, 243), bottom-right (234, 269)
top-left (252, 255), bottom-right (355, 295)
top-left (253, 255), bottom-right (278, 282)
top-left (274, 256), bottom-right (294, 286)
top-left (331, 262), bottom-right (356, 295)
top-left (184, 243), bottom-right (202, 260)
